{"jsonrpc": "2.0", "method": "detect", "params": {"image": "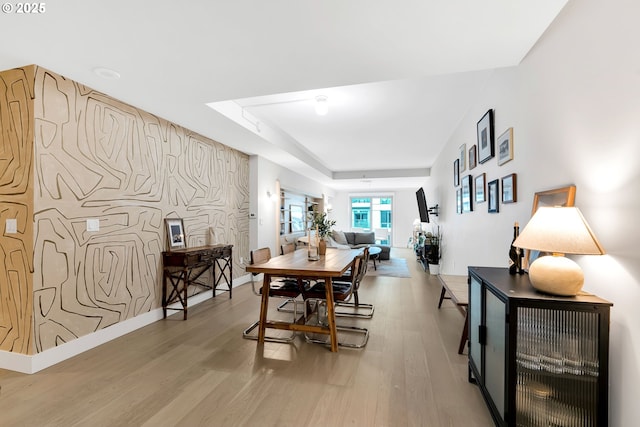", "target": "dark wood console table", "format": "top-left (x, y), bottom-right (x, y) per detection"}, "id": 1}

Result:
top-left (162, 244), bottom-right (233, 319)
